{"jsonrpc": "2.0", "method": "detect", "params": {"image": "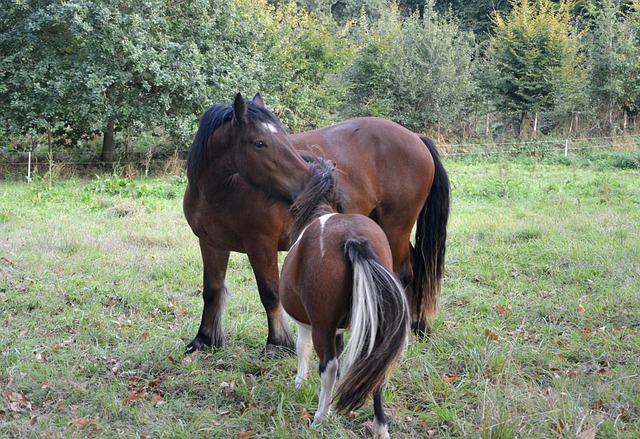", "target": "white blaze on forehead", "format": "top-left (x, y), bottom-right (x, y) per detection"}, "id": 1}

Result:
top-left (262, 122), bottom-right (279, 134)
